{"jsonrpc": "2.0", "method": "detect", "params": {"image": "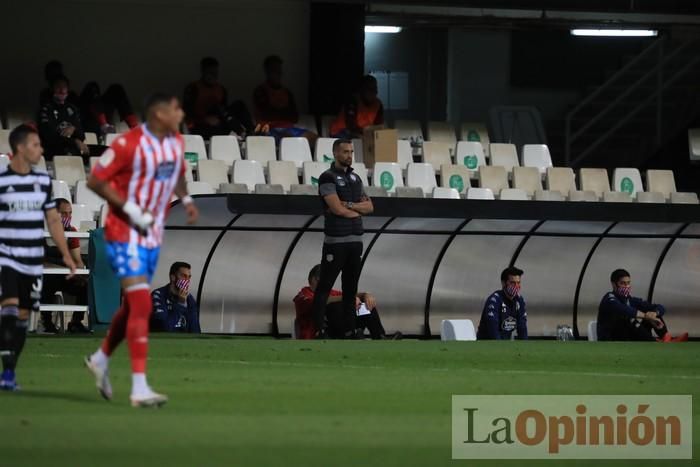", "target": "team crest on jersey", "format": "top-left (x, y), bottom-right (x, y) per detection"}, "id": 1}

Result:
top-left (336, 176), bottom-right (346, 187)
top-left (129, 257), bottom-right (141, 271)
top-left (501, 316), bottom-right (516, 332)
top-left (155, 161), bottom-right (176, 180)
